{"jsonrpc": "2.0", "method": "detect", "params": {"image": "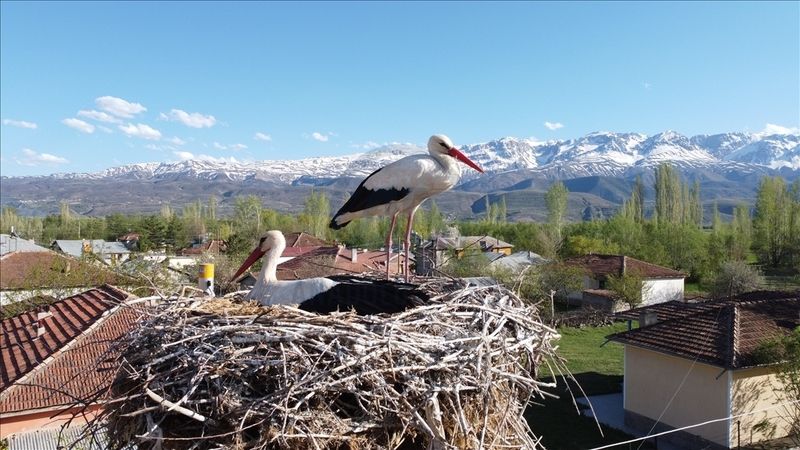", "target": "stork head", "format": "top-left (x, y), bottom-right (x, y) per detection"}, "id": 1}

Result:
top-left (230, 230), bottom-right (286, 281)
top-left (428, 134), bottom-right (484, 173)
